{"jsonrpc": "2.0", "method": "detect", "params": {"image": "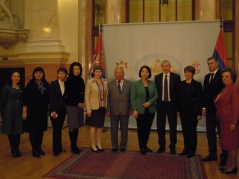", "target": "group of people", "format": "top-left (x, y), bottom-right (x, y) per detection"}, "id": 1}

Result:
top-left (1, 57), bottom-right (239, 175)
